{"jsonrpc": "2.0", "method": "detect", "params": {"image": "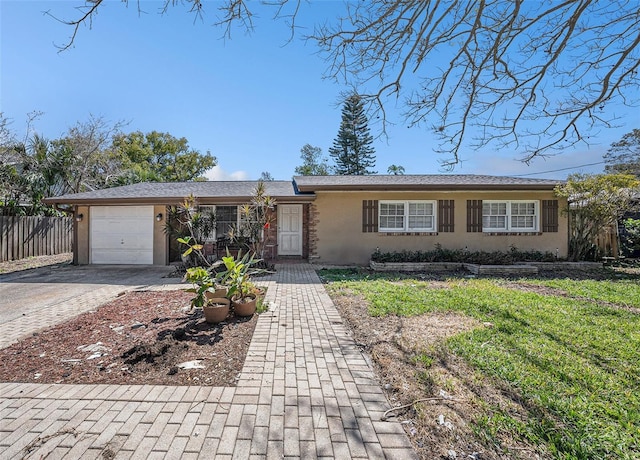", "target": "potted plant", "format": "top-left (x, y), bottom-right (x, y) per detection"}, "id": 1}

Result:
top-left (216, 250), bottom-right (264, 317)
top-left (184, 266), bottom-right (230, 323)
